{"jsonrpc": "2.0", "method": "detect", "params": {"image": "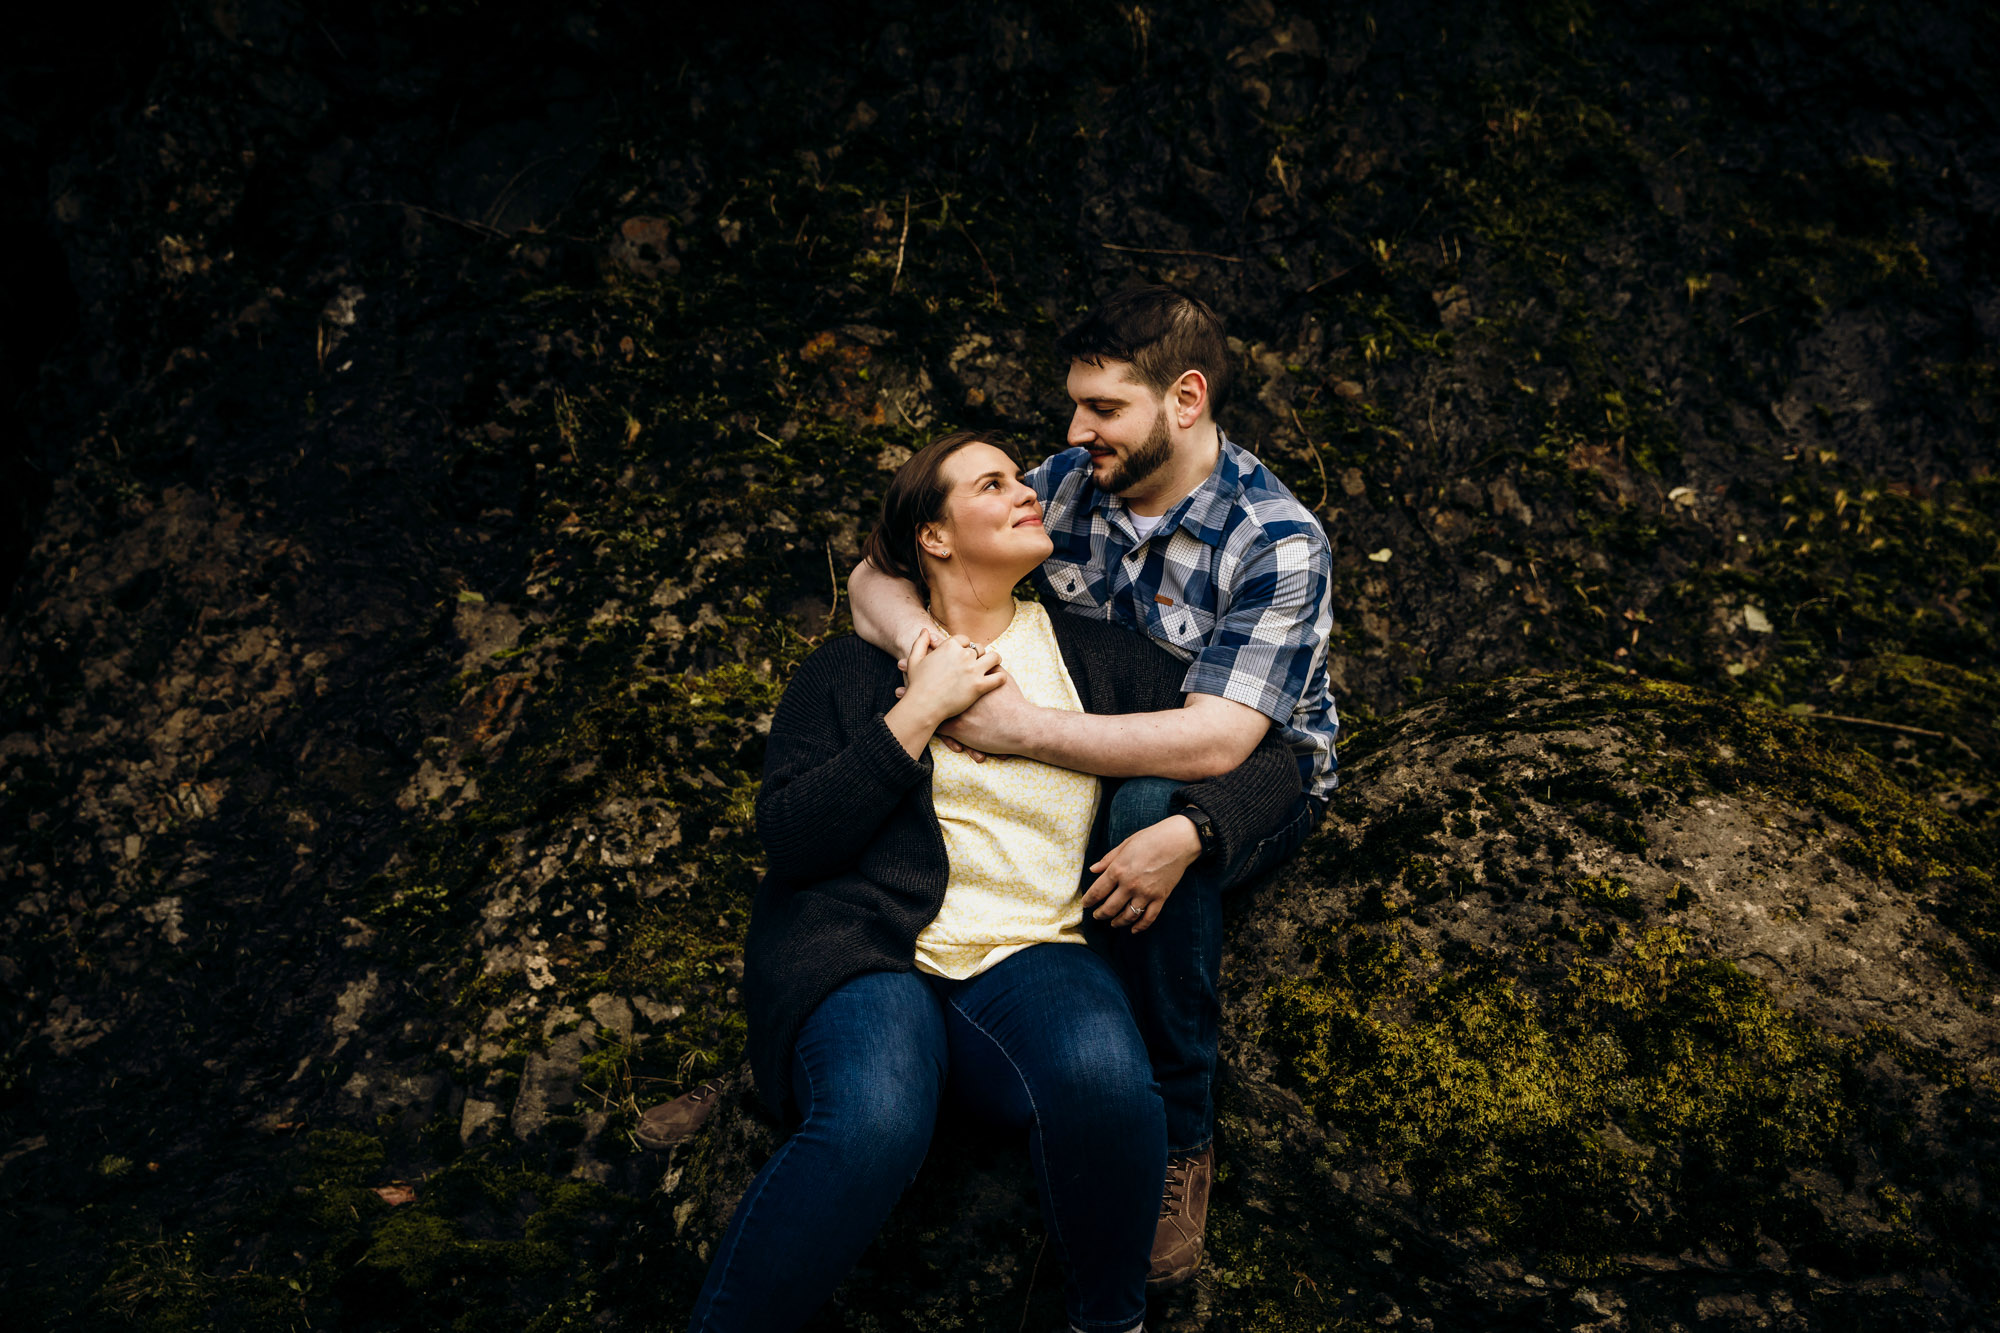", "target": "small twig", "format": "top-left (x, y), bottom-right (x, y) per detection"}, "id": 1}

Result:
top-left (1100, 242), bottom-right (1246, 264)
top-left (824, 540), bottom-right (841, 633)
top-left (1306, 264), bottom-right (1356, 292)
top-left (313, 18), bottom-right (347, 60)
top-left (890, 192), bottom-right (911, 294)
top-left (1732, 305), bottom-right (1775, 329)
top-left (1288, 406), bottom-right (1331, 511)
top-left (955, 220), bottom-right (1001, 305)
top-left (482, 151), bottom-right (566, 230)
top-left (1805, 712), bottom-right (1948, 740)
top-left (885, 388), bottom-right (921, 427)
top-left (334, 198), bottom-right (511, 239)
top-left (1016, 1236), bottom-right (1048, 1333)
